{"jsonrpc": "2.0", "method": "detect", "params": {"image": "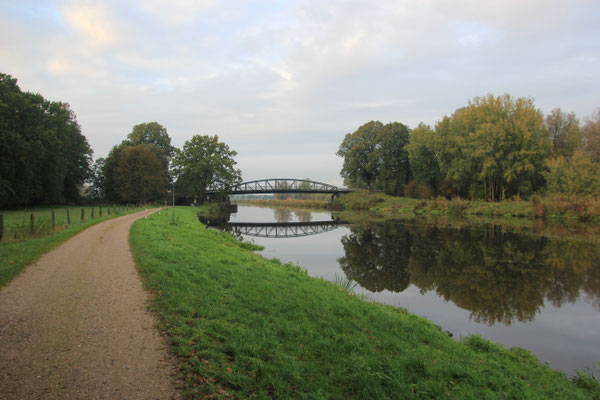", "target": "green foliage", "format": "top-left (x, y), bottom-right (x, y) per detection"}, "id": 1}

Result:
top-left (125, 122), bottom-right (174, 159)
top-left (113, 145), bottom-right (168, 202)
top-left (407, 123), bottom-right (442, 193)
top-left (129, 207), bottom-right (597, 399)
top-left (337, 121), bottom-right (410, 194)
top-left (544, 151), bottom-right (600, 196)
top-left (545, 108), bottom-right (581, 158)
top-left (101, 123), bottom-right (173, 203)
top-left (172, 134), bottom-right (241, 201)
top-left (582, 110), bottom-right (600, 162)
top-left (435, 94), bottom-right (549, 200)
top-left (0, 73), bottom-right (92, 207)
